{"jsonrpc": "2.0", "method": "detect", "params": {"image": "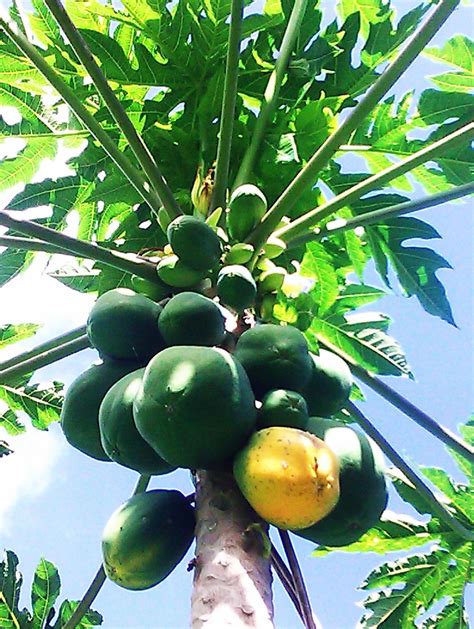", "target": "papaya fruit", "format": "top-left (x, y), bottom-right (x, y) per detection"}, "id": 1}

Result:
top-left (157, 255), bottom-right (207, 288)
top-left (227, 184), bottom-right (267, 242)
top-left (216, 265), bottom-right (257, 312)
top-left (130, 274), bottom-right (171, 302)
top-left (99, 369), bottom-right (176, 475)
top-left (301, 349), bottom-right (352, 416)
top-left (158, 292), bottom-right (226, 347)
top-left (234, 324), bottom-right (313, 398)
top-left (233, 426), bottom-right (340, 530)
top-left (102, 489), bottom-right (195, 590)
top-left (61, 359), bottom-right (140, 461)
top-left (167, 215), bottom-right (221, 271)
top-left (86, 288), bottom-right (164, 362)
top-left (133, 346), bottom-right (256, 469)
top-left (223, 243), bottom-right (255, 265)
top-left (295, 417), bottom-right (388, 546)
top-left (257, 389), bottom-right (309, 430)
